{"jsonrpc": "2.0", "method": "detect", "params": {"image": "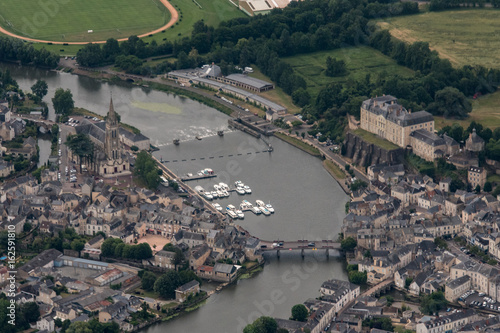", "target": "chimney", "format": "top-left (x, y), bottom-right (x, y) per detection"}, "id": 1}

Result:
top-left (409, 109), bottom-right (412, 114)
